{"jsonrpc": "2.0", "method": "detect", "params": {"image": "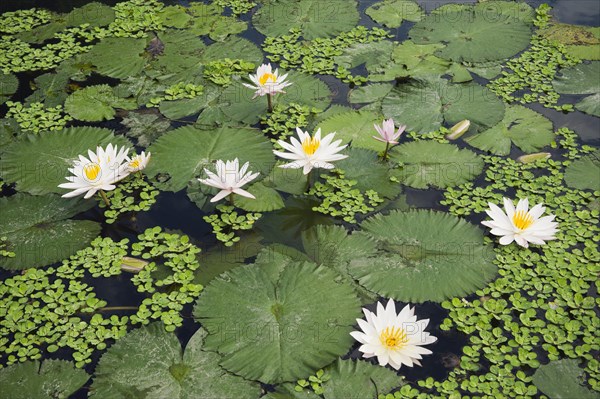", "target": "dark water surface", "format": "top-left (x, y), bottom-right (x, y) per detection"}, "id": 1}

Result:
top-left (0, 0), bottom-right (599, 397)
